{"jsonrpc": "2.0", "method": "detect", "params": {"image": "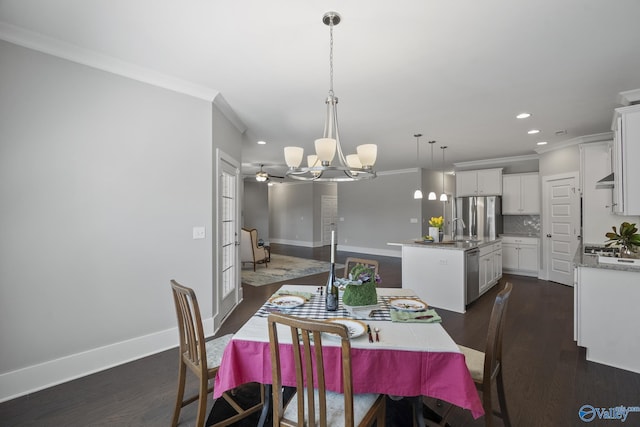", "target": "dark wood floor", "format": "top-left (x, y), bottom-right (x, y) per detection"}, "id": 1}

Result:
top-left (2, 243), bottom-right (639, 426)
